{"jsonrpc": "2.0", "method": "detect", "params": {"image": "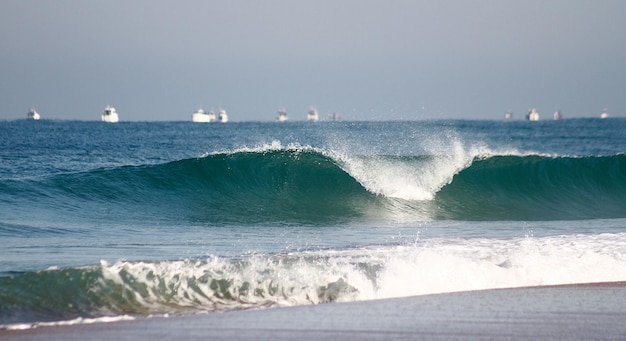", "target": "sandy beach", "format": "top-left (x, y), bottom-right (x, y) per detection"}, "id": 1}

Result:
top-left (3, 282), bottom-right (626, 340)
